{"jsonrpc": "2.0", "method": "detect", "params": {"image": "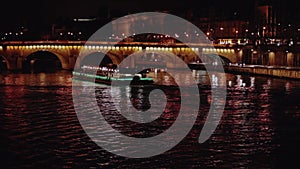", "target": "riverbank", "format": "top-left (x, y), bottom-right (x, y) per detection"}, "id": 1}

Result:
top-left (225, 65), bottom-right (300, 80)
